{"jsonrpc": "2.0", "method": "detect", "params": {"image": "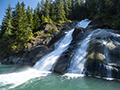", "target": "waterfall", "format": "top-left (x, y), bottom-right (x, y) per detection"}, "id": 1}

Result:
top-left (33, 29), bottom-right (74, 71)
top-left (68, 32), bottom-right (93, 74)
top-left (63, 19), bottom-right (92, 77)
